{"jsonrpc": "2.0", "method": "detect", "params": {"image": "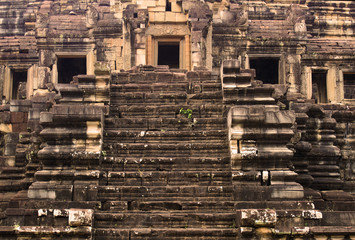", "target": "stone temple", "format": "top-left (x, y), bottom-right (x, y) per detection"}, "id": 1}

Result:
top-left (0, 0), bottom-right (355, 239)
